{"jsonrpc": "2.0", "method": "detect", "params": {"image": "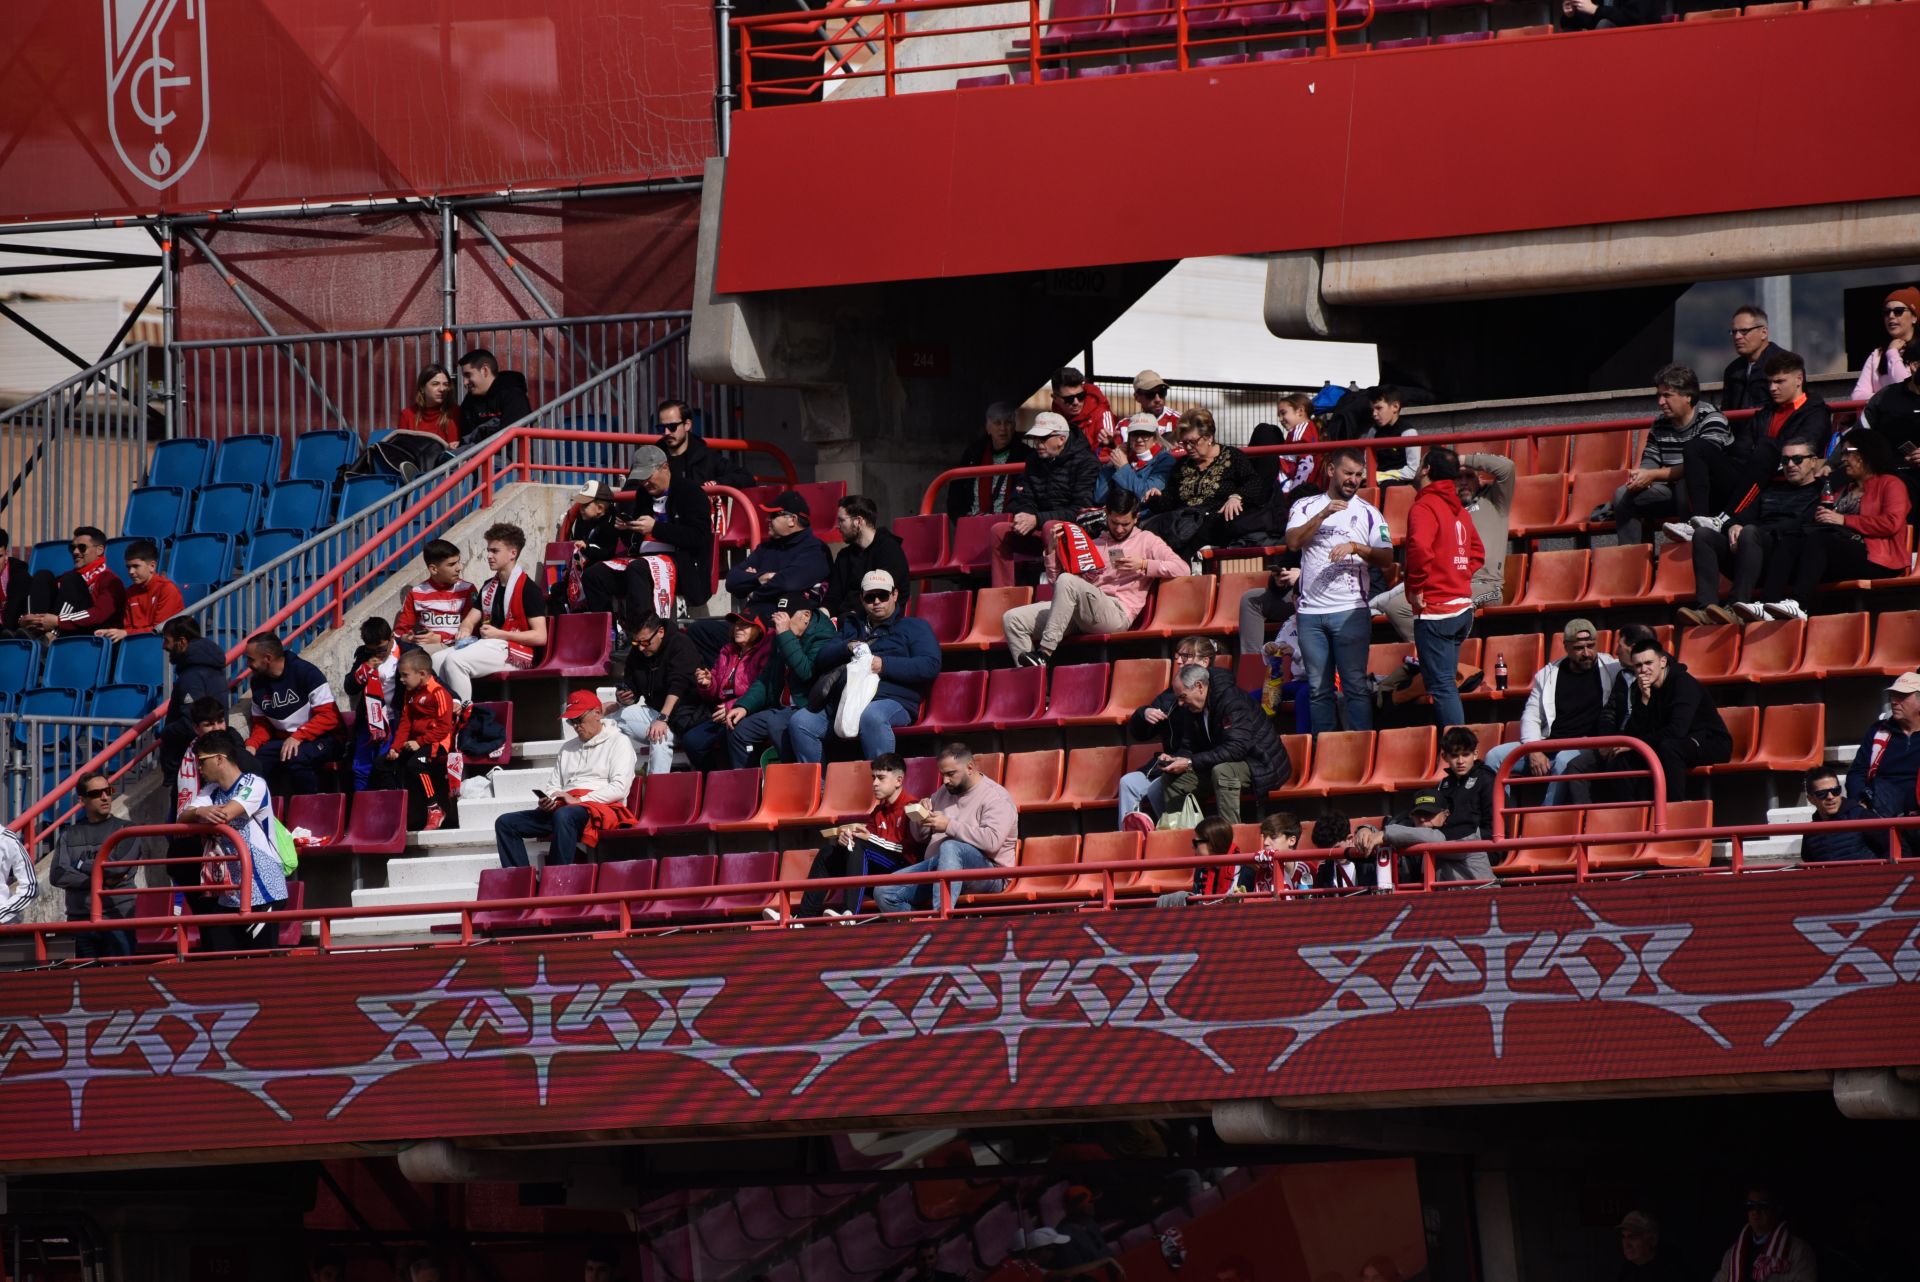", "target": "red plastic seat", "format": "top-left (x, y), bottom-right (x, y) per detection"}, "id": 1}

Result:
top-left (1703, 705), bottom-right (1758, 774)
top-left (971, 751), bottom-right (1006, 783)
top-left (1367, 726), bottom-right (1436, 791)
top-left (907, 670), bottom-right (989, 734)
top-left (1676, 624), bottom-right (1741, 682)
top-left (1461, 722), bottom-right (1507, 760)
top-left (1042, 663), bottom-right (1110, 725)
top-left (1569, 429), bottom-right (1633, 474)
top-left (1587, 543), bottom-right (1651, 605)
top-left (1473, 634), bottom-right (1544, 701)
top-left (1505, 472), bottom-right (1567, 538)
top-left (940, 513), bottom-right (1002, 578)
top-left (953, 587), bottom-right (1032, 650)
top-left (1134, 828), bottom-right (1198, 894)
top-left (636, 855), bottom-right (719, 920)
top-left (1273, 733), bottom-right (1313, 796)
top-left (1061, 830), bottom-right (1142, 897)
top-left (718, 762), bottom-right (820, 832)
top-left (1581, 805), bottom-right (1653, 868)
top-left (1300, 730), bottom-right (1375, 796)
top-left (1619, 799), bottom-right (1713, 870)
top-left (1546, 628), bottom-right (1615, 664)
top-left (1754, 703), bottom-right (1823, 770)
top-left (816, 760), bottom-right (874, 821)
top-left (979, 665), bottom-right (1049, 730)
top-left (1368, 641), bottom-right (1414, 674)
top-left (1865, 609), bottom-right (1920, 674)
top-left (908, 590), bottom-right (973, 645)
top-left (968, 835), bottom-right (1080, 903)
top-left (587, 859), bottom-right (655, 927)
top-left (501, 612), bottom-right (612, 679)
top-left (794, 482), bottom-right (847, 542)
top-left (467, 699), bottom-right (515, 770)
top-left (529, 862), bottom-right (599, 930)
top-left (1567, 469), bottom-right (1629, 532)
top-left (472, 866), bottom-right (537, 933)
top-left (281, 793), bottom-right (347, 853)
top-left (694, 768), bottom-right (763, 830)
top-left (705, 851), bottom-right (783, 914)
top-left (1502, 548), bottom-right (1589, 613)
top-left (629, 772), bottom-right (703, 838)
top-left (1112, 575), bottom-right (1214, 641)
top-left (1031, 745), bottom-right (1126, 812)
top-left (903, 756), bottom-right (939, 801)
top-left (1381, 485), bottom-right (1416, 539)
top-left (1002, 750), bottom-right (1064, 806)
top-left (132, 887), bottom-right (196, 953)
top-left (1801, 611), bottom-right (1870, 677)
top-left (1648, 540), bottom-right (1700, 604)
top-left (1201, 572), bottom-right (1268, 635)
top-left (1064, 658), bottom-right (1169, 726)
top-left (275, 880), bottom-right (307, 948)
top-left (341, 790), bottom-right (407, 855)
top-left (1495, 809), bottom-right (1579, 877)
top-left (894, 514), bottom-right (950, 578)
top-left (1732, 619), bottom-right (1805, 680)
